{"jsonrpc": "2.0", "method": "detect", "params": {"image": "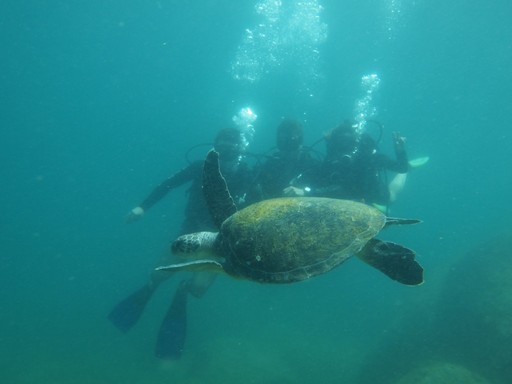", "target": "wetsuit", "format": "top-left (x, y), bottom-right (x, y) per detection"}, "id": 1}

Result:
top-left (139, 160), bottom-right (251, 235)
top-left (317, 135), bottom-right (408, 205)
top-left (253, 149), bottom-right (321, 200)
